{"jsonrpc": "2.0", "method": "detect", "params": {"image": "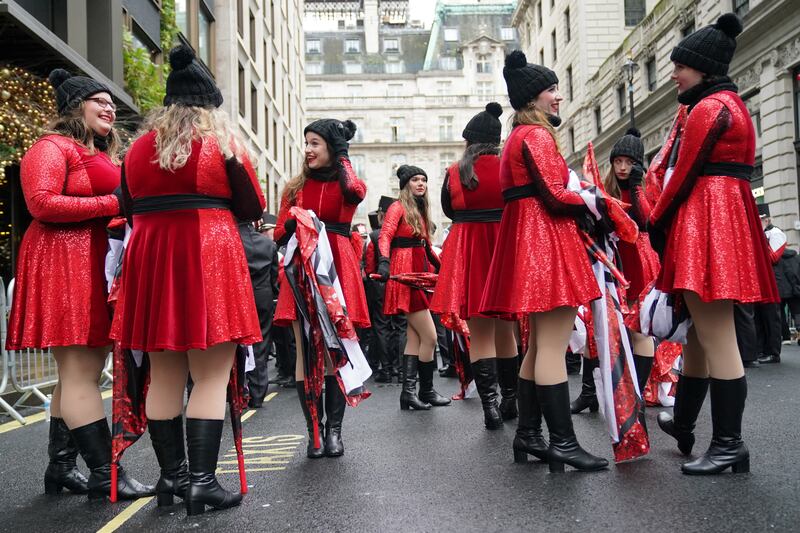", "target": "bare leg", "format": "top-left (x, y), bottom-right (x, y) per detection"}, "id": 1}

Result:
top-left (466, 317), bottom-right (495, 362)
top-left (185, 343), bottom-right (236, 420)
top-left (52, 345), bottom-right (109, 428)
top-left (147, 351), bottom-right (189, 420)
top-left (406, 310), bottom-right (437, 363)
top-left (532, 307), bottom-right (578, 386)
top-left (683, 292), bottom-right (743, 380)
